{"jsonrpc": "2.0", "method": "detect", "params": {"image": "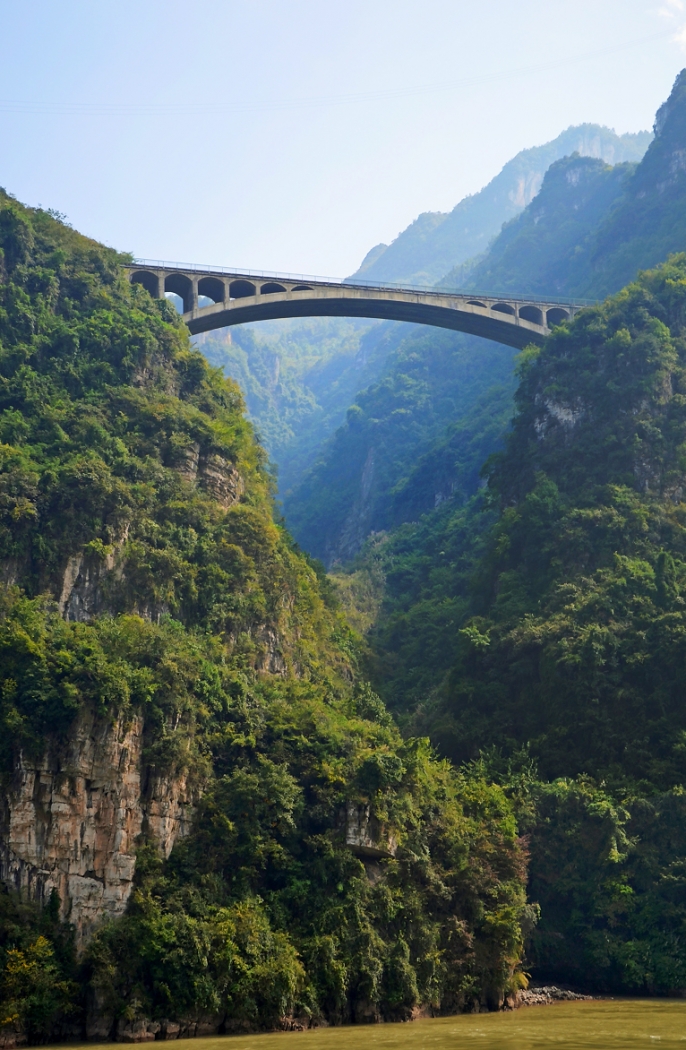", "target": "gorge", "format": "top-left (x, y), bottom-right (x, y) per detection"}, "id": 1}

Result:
top-left (3, 64), bottom-right (686, 1048)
